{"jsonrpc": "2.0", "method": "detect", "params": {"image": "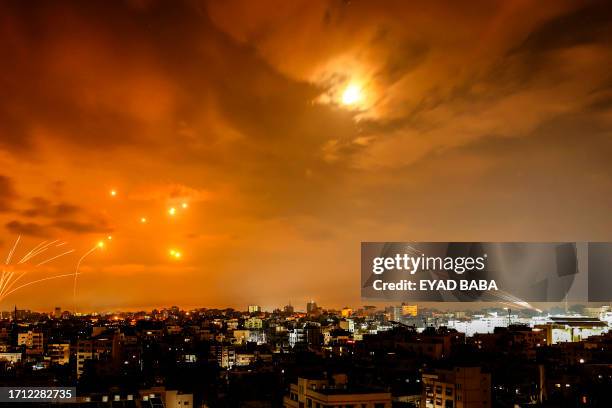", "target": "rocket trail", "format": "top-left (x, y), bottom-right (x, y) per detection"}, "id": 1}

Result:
top-left (73, 245), bottom-right (99, 313)
top-left (2, 272), bottom-right (82, 299)
top-left (36, 249), bottom-right (76, 266)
